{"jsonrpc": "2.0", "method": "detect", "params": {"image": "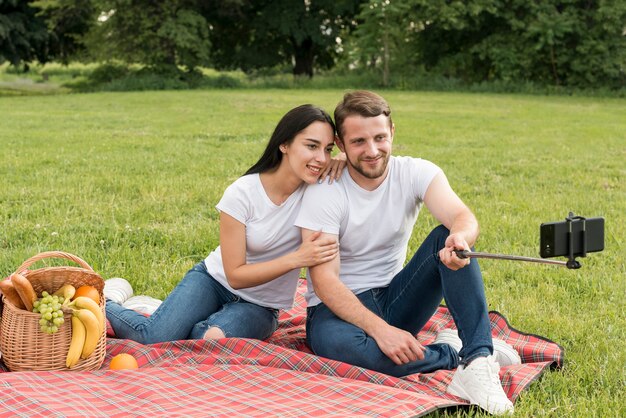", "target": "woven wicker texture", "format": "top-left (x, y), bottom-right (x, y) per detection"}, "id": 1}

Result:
top-left (0, 251), bottom-right (106, 372)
